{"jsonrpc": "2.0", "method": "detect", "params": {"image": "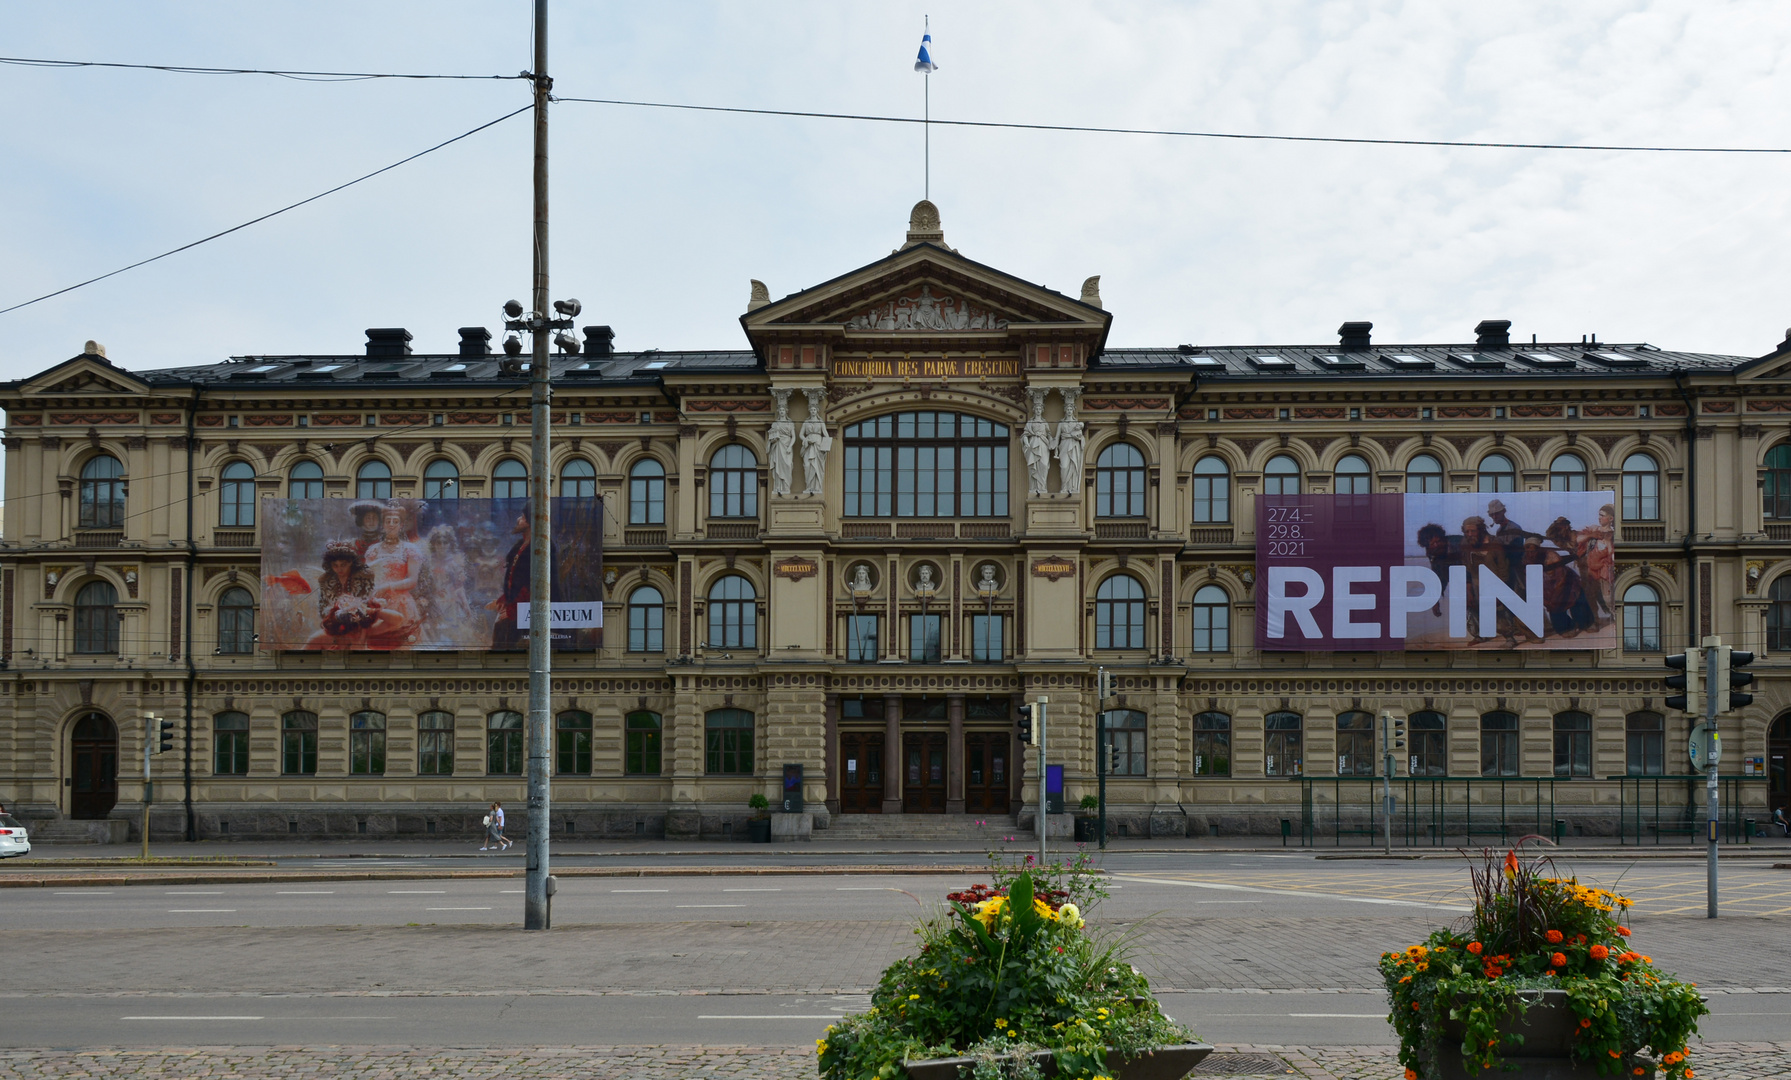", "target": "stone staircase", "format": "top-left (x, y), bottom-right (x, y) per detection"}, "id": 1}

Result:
top-left (24, 818), bottom-right (130, 844)
top-left (817, 813), bottom-right (1021, 845)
